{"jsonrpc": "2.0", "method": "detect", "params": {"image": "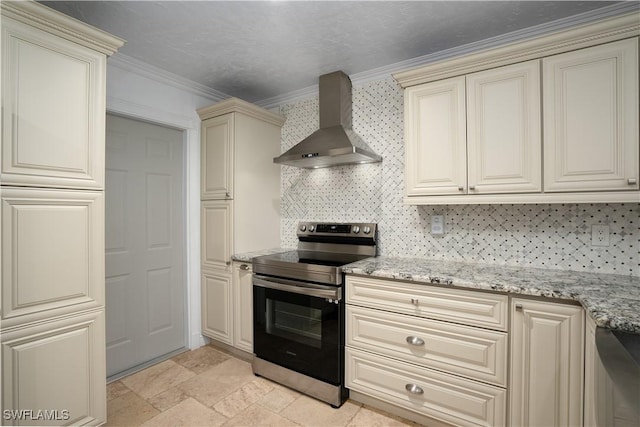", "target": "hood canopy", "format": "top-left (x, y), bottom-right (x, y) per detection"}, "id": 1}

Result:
top-left (274, 71), bottom-right (382, 168)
